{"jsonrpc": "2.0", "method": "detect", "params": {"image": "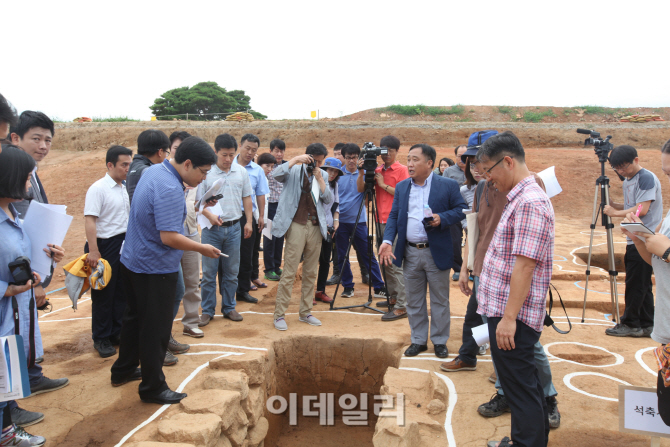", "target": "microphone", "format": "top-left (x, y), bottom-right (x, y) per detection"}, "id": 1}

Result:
top-left (576, 129), bottom-right (592, 135)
